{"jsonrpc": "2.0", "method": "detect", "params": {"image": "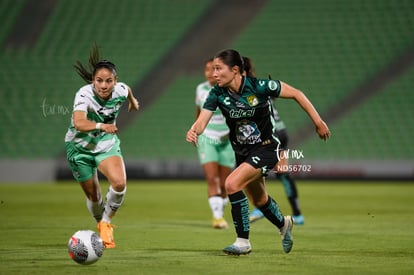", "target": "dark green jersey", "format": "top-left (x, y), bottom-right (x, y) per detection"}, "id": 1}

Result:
top-left (203, 76), bottom-right (281, 155)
